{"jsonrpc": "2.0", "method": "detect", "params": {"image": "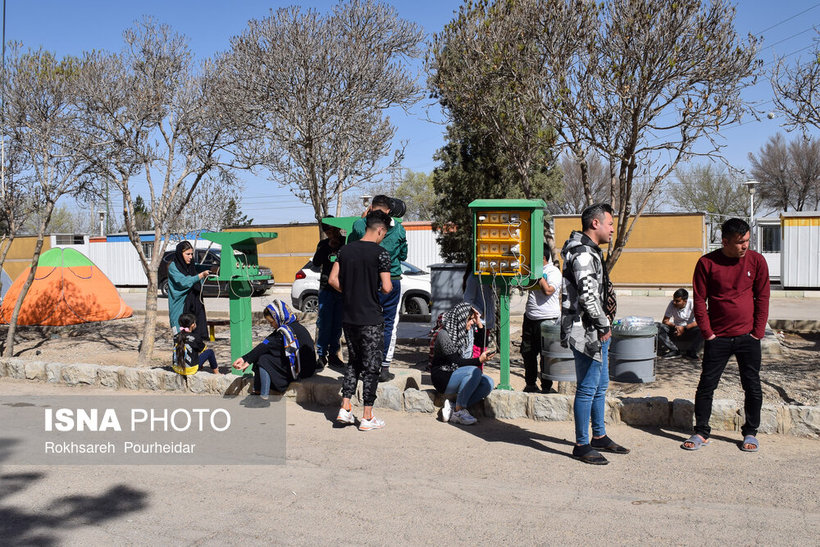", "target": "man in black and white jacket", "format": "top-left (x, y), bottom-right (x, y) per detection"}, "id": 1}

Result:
top-left (561, 203), bottom-right (629, 465)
